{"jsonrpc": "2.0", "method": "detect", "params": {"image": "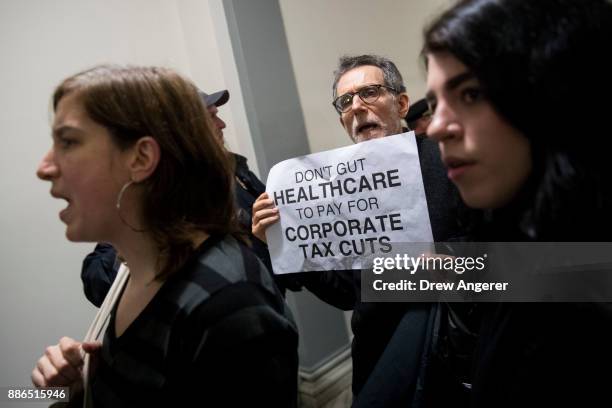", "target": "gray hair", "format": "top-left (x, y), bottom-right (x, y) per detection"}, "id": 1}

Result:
top-left (332, 54), bottom-right (406, 99)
